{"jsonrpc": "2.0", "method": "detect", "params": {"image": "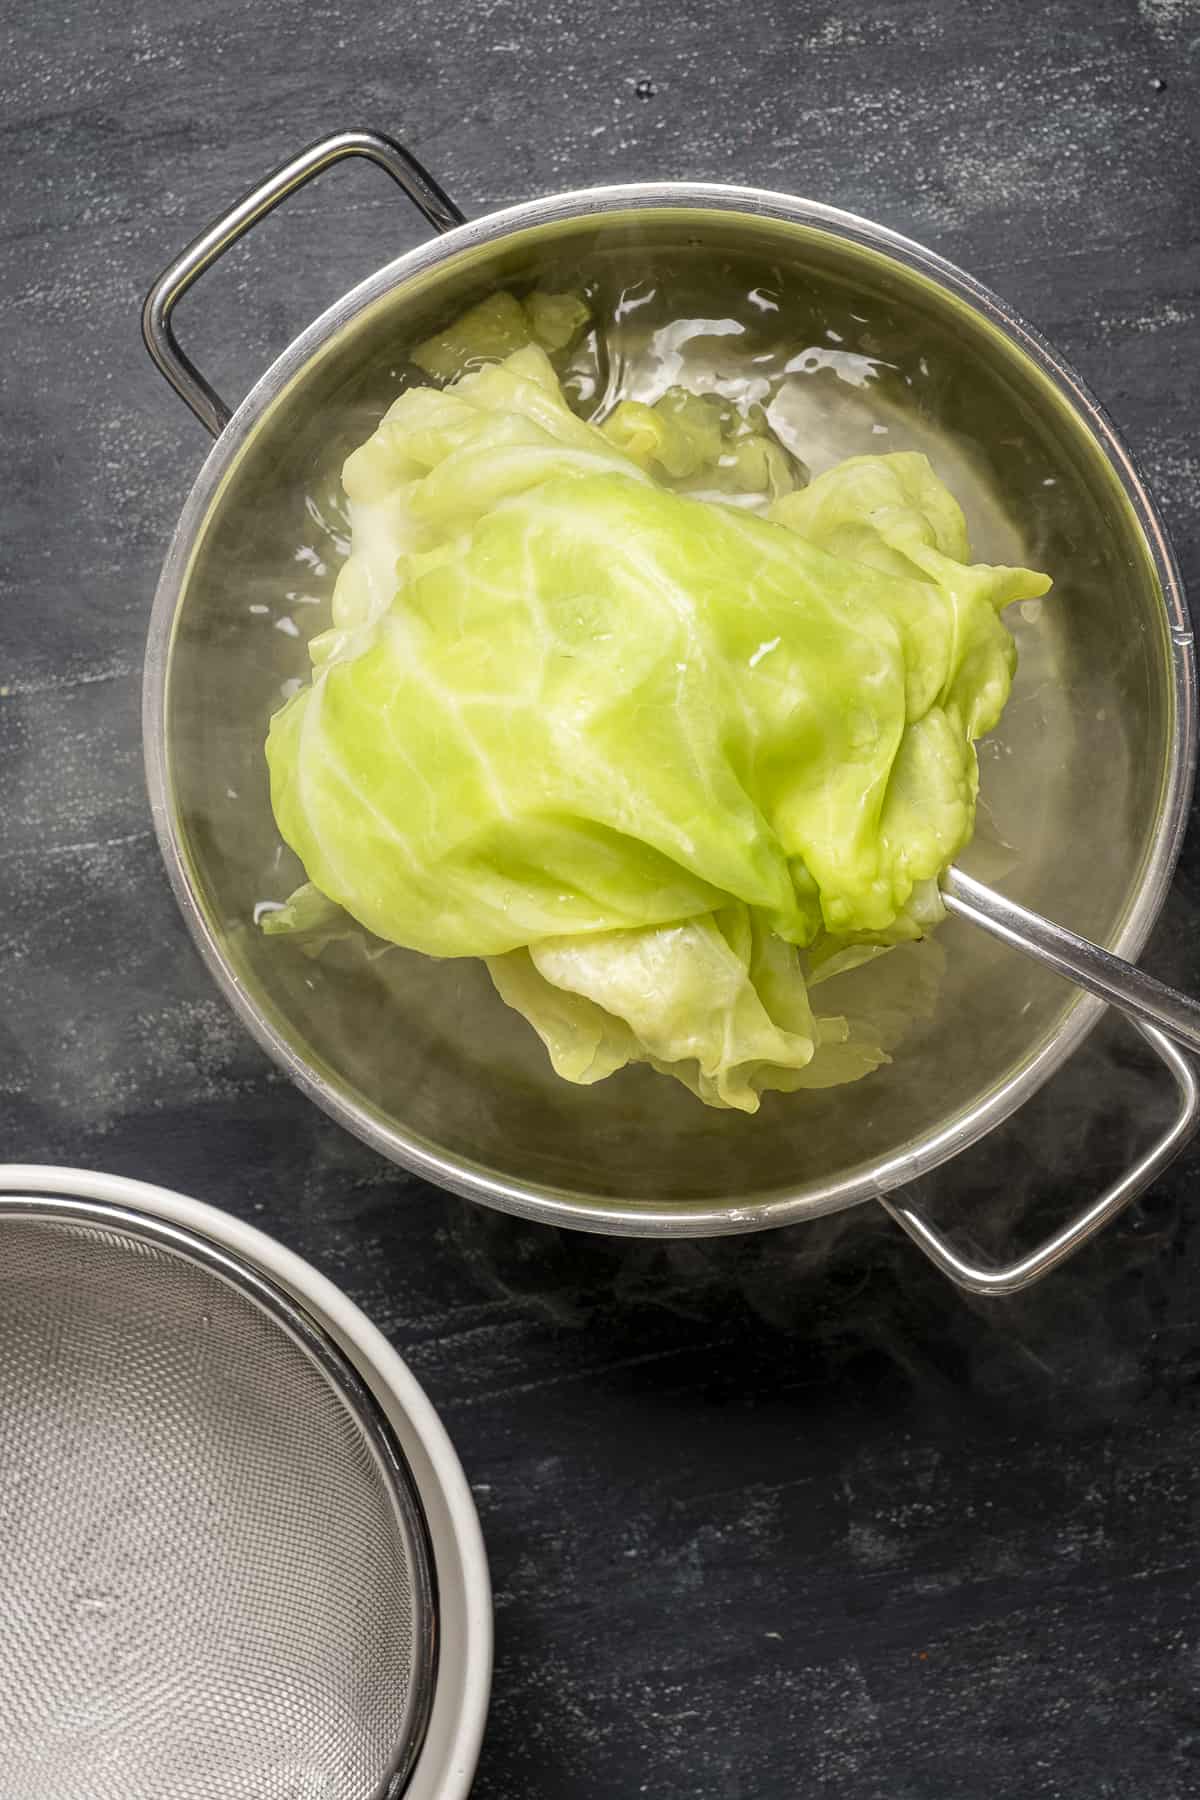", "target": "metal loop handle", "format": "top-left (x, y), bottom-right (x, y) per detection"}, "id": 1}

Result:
top-left (142, 127), bottom-right (465, 437)
top-left (879, 1017), bottom-right (1200, 1295)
